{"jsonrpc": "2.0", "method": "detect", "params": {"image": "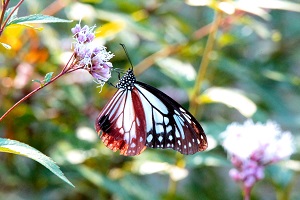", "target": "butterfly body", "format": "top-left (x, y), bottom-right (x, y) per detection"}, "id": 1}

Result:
top-left (96, 69), bottom-right (208, 156)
